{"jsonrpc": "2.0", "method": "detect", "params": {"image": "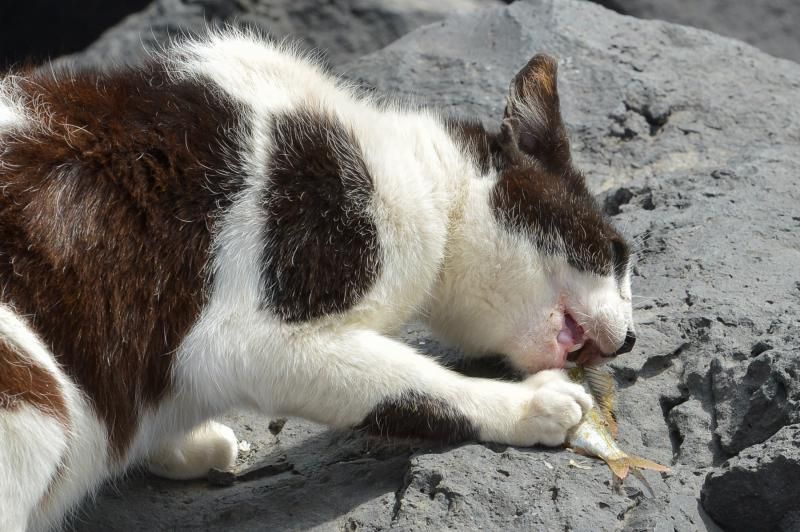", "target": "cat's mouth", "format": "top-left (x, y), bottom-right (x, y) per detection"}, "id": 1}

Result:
top-left (558, 312), bottom-right (614, 366)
